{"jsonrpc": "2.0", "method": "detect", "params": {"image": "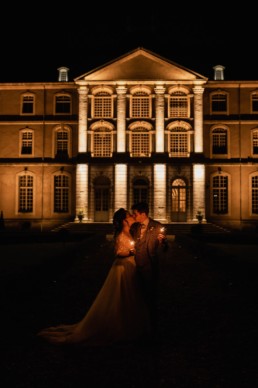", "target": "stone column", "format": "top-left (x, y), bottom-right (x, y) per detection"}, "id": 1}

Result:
top-left (193, 85), bottom-right (204, 153)
top-left (192, 86), bottom-right (205, 221)
top-left (114, 164), bottom-right (127, 210)
top-left (75, 164), bottom-right (89, 222)
top-left (154, 84), bottom-right (166, 153)
top-left (192, 164), bottom-right (206, 221)
top-left (77, 85), bottom-right (89, 153)
top-left (116, 85), bottom-right (127, 152)
top-left (153, 163), bottom-right (167, 222)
